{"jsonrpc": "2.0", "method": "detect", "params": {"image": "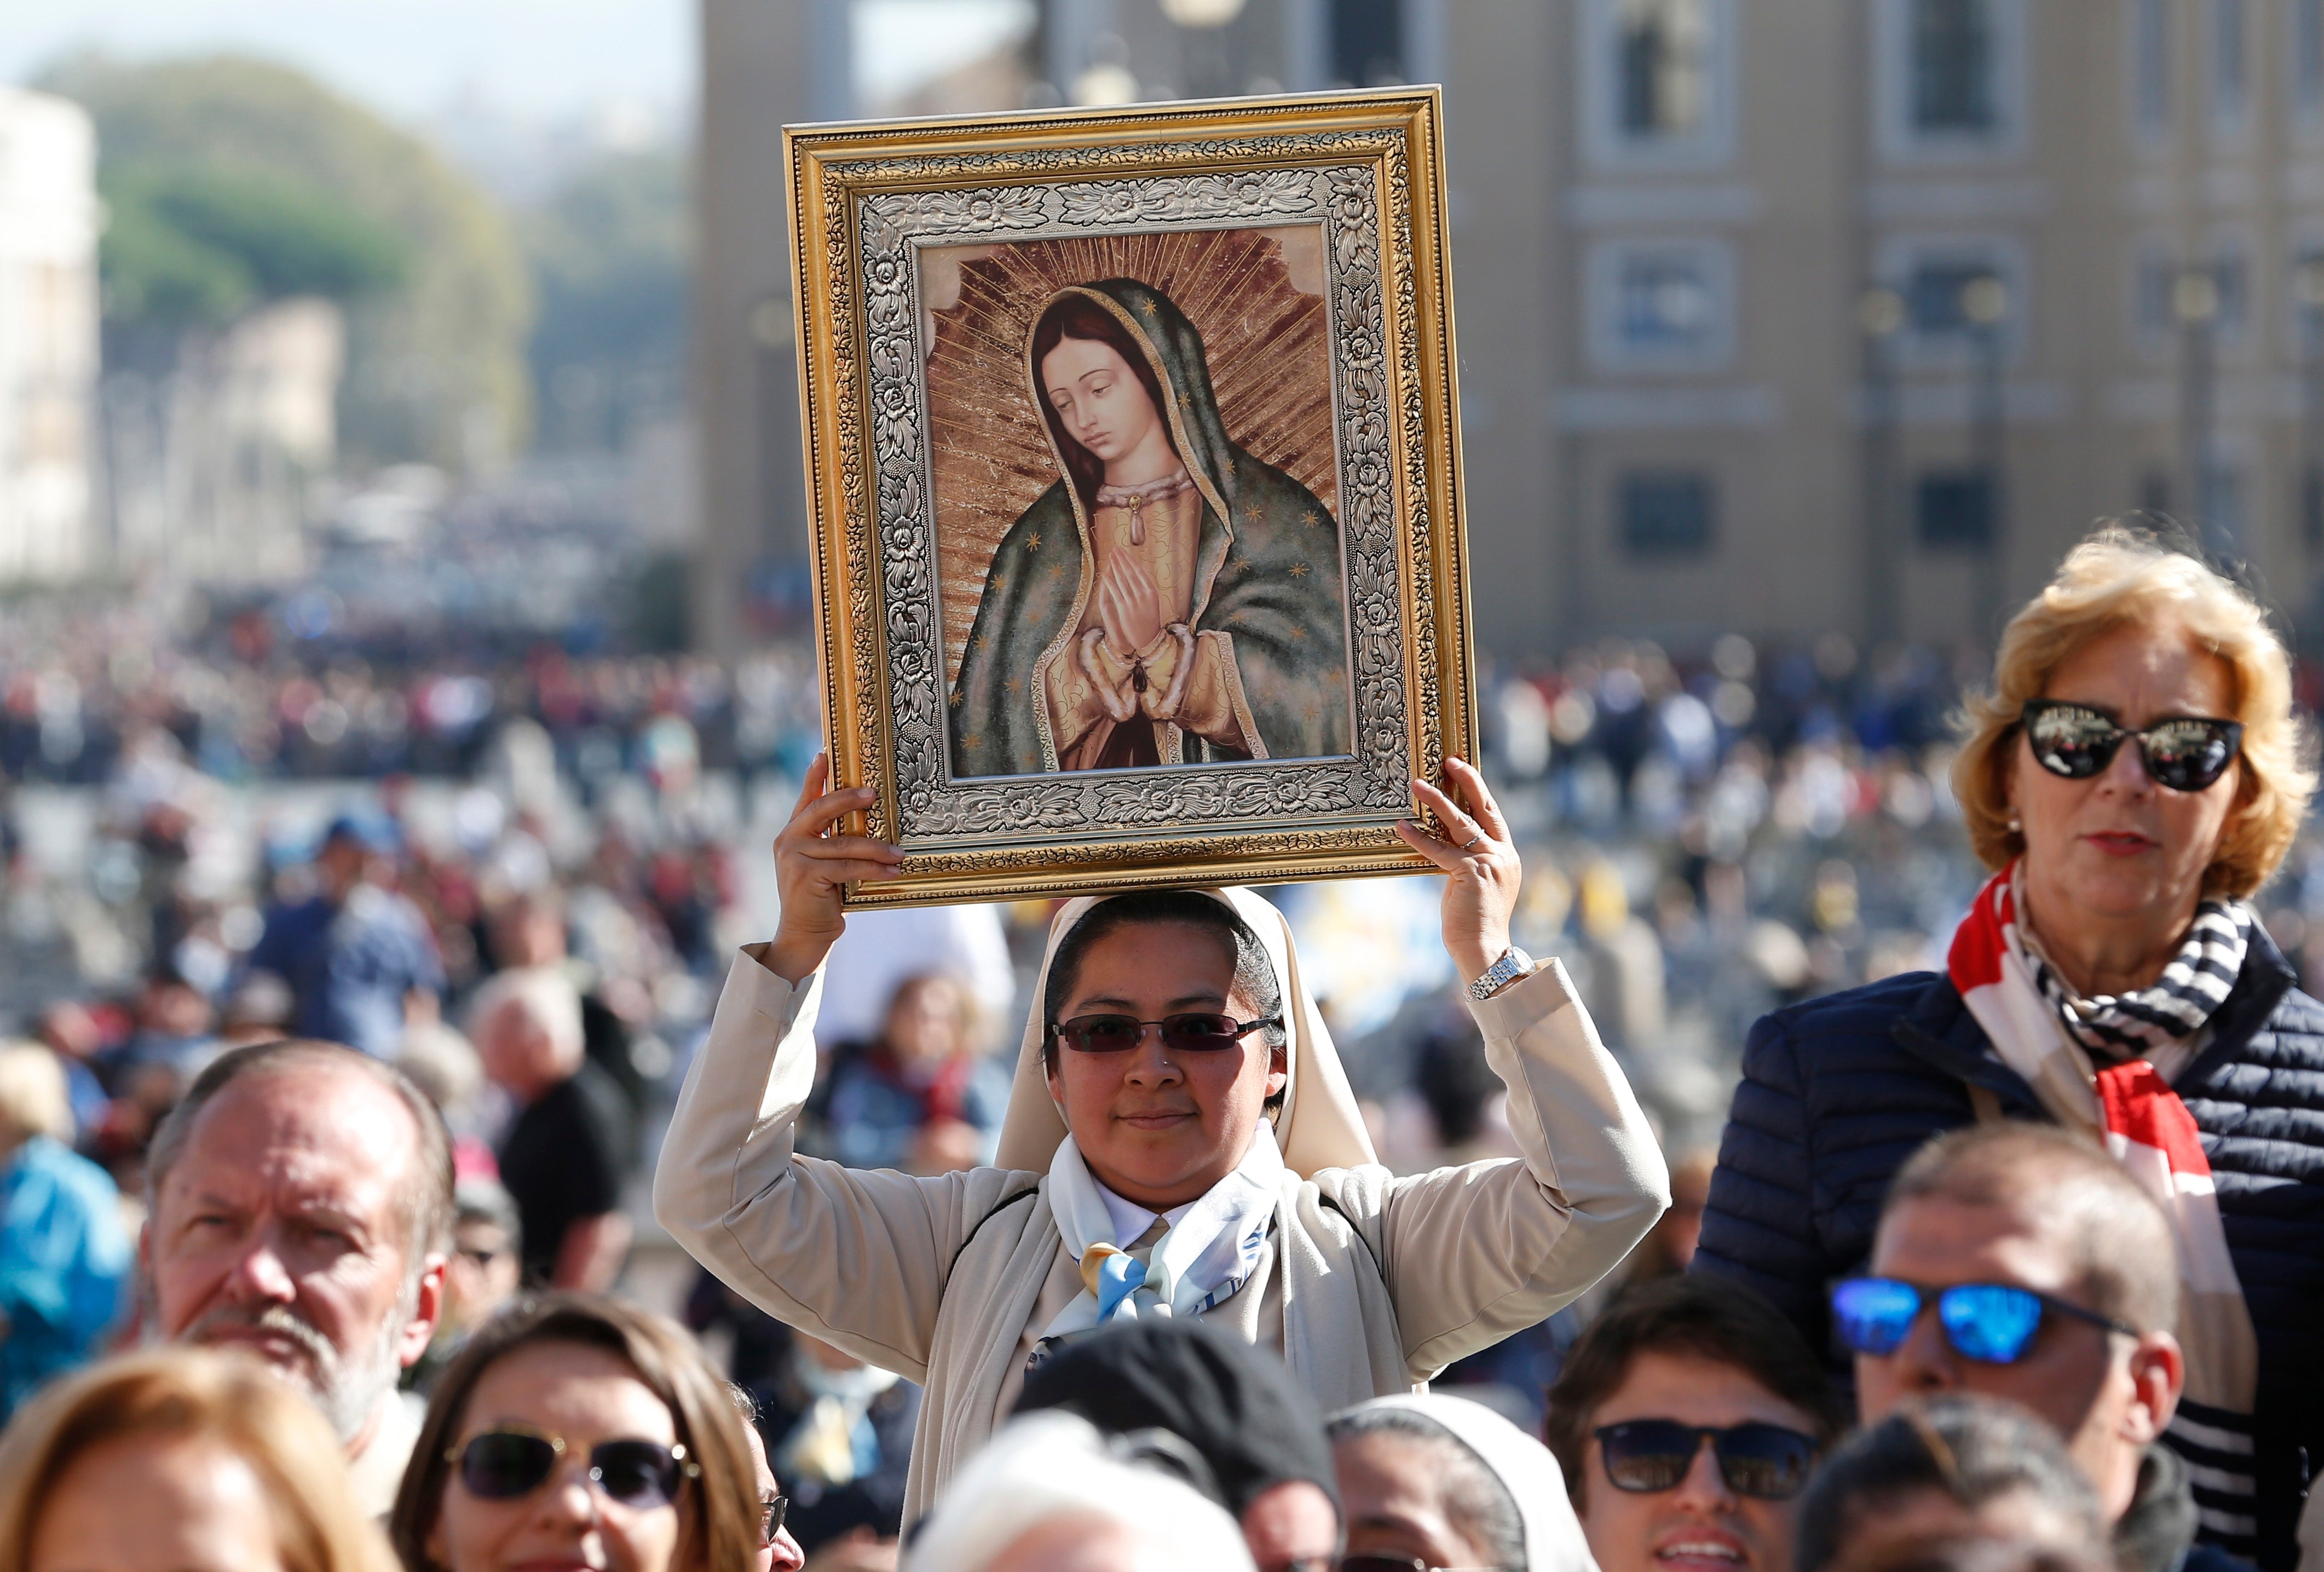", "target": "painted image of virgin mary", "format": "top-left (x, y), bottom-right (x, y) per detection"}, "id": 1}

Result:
top-left (948, 279), bottom-right (1352, 776)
